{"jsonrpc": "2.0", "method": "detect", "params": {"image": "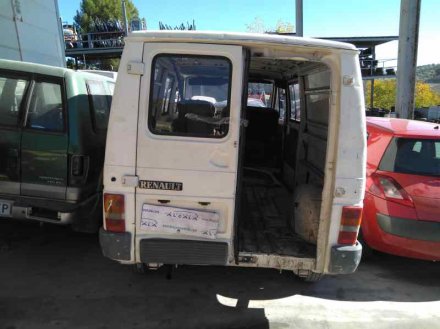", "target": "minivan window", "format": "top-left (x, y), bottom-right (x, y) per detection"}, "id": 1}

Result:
top-left (149, 54), bottom-right (231, 138)
top-left (87, 80), bottom-right (111, 131)
top-left (26, 81), bottom-right (64, 132)
top-left (0, 75), bottom-right (29, 127)
top-left (289, 83), bottom-right (301, 121)
top-left (379, 138), bottom-right (440, 177)
top-left (247, 82), bottom-right (273, 107)
top-left (274, 87), bottom-right (286, 123)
